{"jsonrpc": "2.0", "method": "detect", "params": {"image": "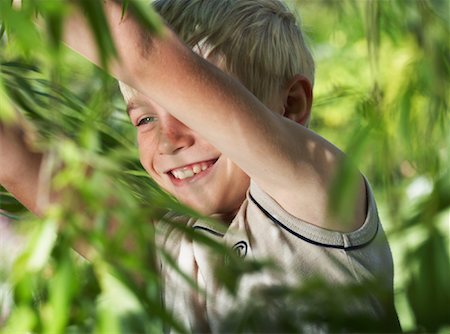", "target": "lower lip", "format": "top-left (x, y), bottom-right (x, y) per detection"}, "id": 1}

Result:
top-left (167, 159), bottom-right (218, 186)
